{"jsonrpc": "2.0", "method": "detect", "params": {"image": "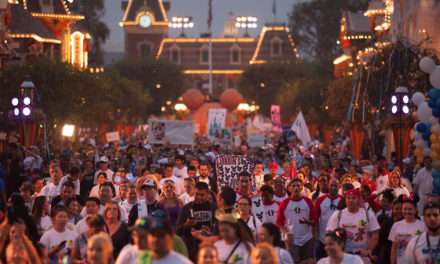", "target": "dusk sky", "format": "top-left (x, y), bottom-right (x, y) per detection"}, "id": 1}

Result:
top-left (102, 0), bottom-right (305, 52)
